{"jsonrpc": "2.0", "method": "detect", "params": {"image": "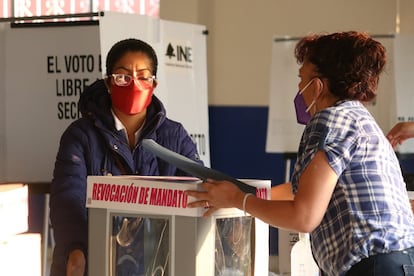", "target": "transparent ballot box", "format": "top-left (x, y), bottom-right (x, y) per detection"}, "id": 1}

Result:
top-left (87, 176), bottom-right (270, 276)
